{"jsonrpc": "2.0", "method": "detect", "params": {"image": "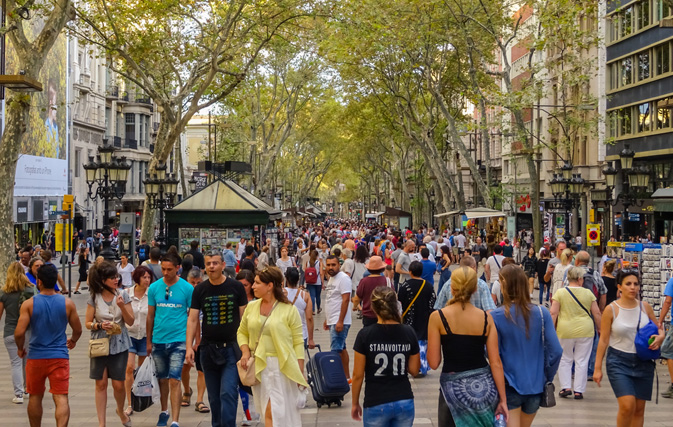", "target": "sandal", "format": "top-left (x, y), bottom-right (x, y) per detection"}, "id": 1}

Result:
top-left (574, 392), bottom-right (583, 400)
top-left (181, 387), bottom-right (193, 407)
top-left (116, 408), bottom-right (132, 427)
top-left (559, 389), bottom-right (572, 398)
top-left (124, 406), bottom-right (133, 417)
top-left (195, 401), bottom-right (210, 413)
